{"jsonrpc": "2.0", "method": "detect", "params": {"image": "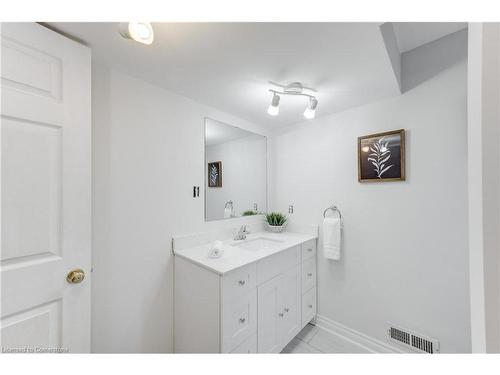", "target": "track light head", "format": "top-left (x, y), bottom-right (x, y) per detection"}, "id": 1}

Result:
top-left (267, 93), bottom-right (280, 116)
top-left (304, 97), bottom-right (318, 119)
